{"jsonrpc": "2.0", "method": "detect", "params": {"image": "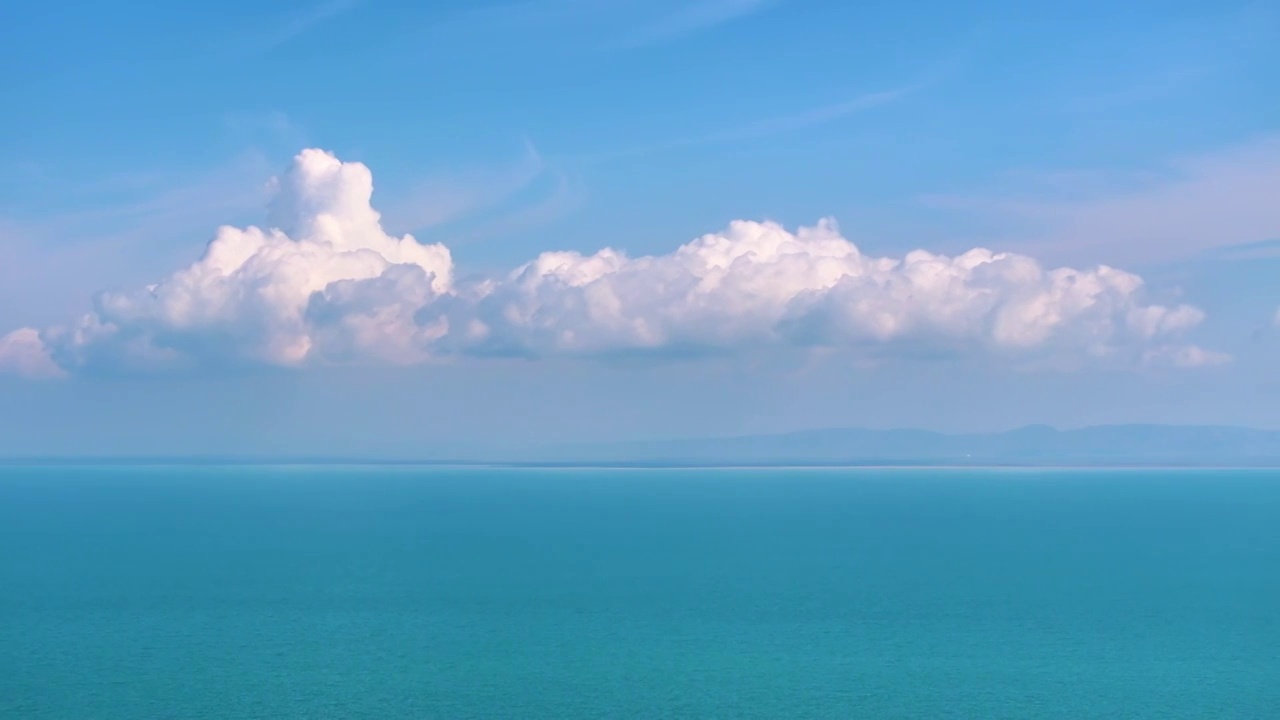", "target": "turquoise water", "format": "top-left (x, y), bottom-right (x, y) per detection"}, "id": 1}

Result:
top-left (1, 467), bottom-right (1278, 719)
